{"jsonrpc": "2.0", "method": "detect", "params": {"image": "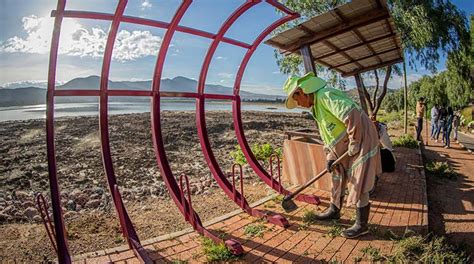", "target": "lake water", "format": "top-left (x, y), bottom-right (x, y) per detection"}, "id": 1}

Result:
top-left (0, 101), bottom-right (302, 122)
